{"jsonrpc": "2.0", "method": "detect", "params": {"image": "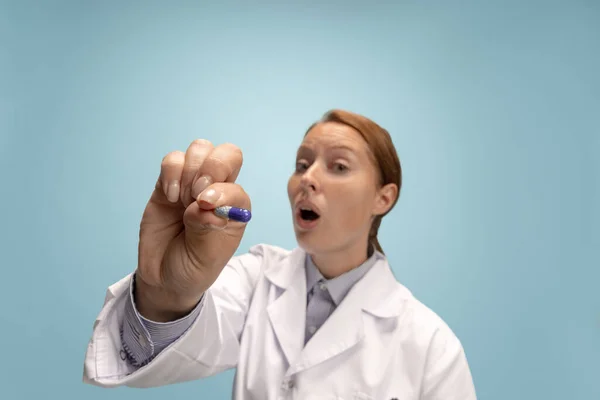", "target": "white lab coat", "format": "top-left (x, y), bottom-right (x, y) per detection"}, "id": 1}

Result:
top-left (83, 244), bottom-right (477, 400)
